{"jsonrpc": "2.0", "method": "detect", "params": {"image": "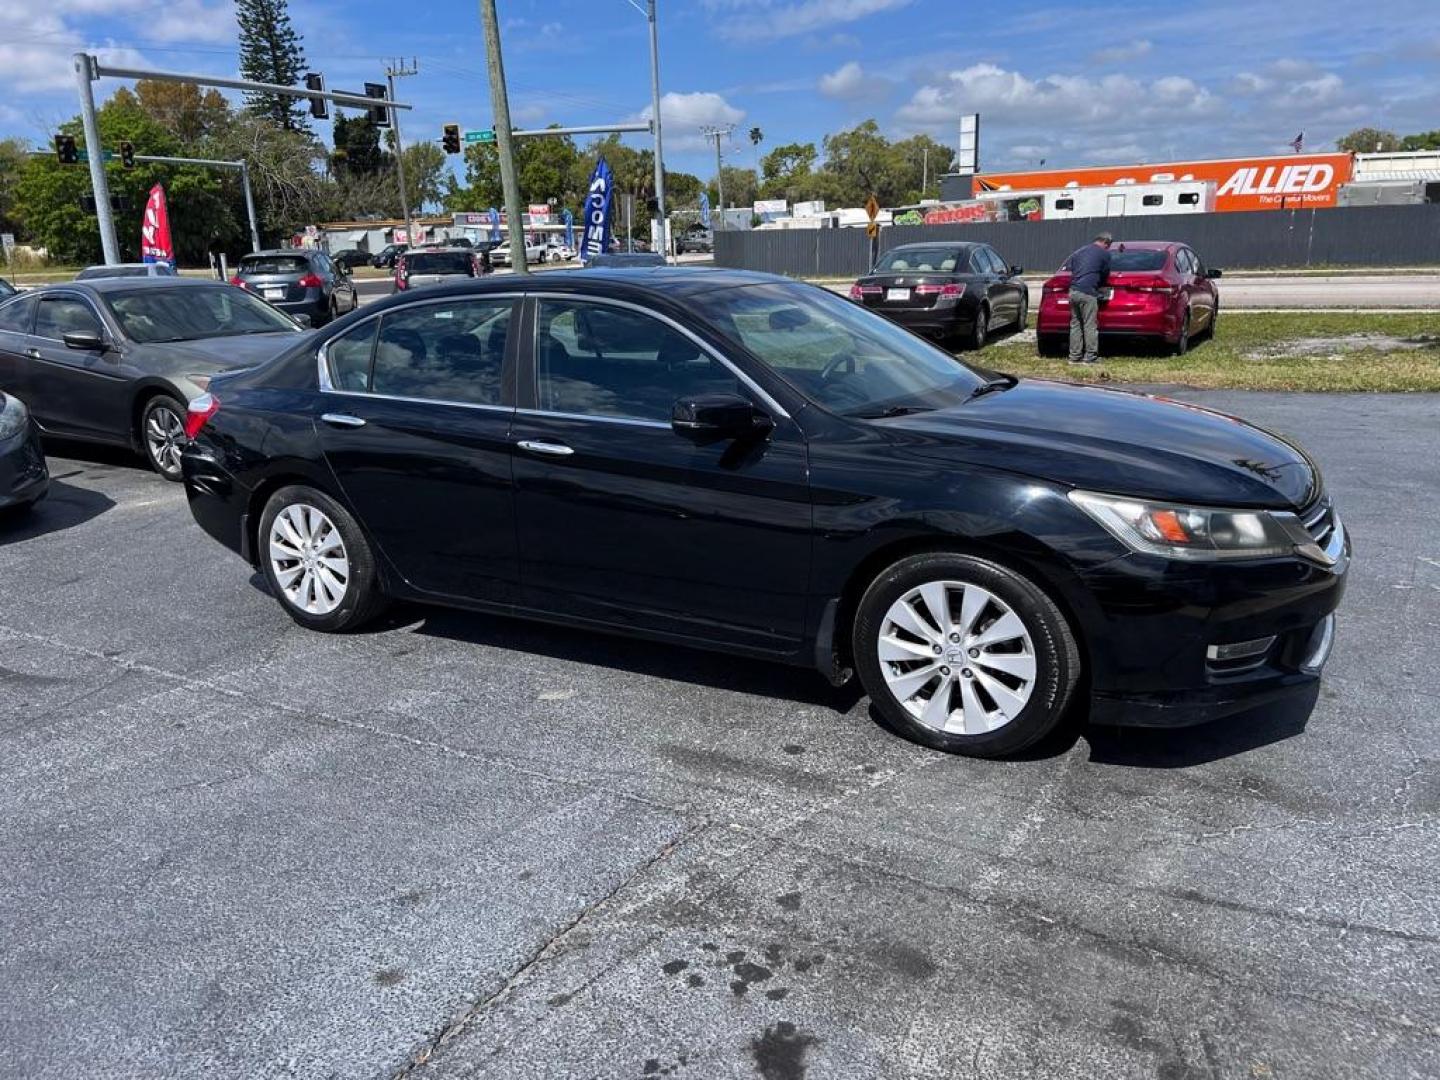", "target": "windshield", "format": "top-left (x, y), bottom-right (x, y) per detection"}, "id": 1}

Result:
top-left (693, 282), bottom-right (987, 416)
top-left (1109, 249), bottom-right (1168, 272)
top-left (105, 286), bottom-right (302, 343)
top-left (406, 252), bottom-right (474, 276)
top-left (874, 247), bottom-right (968, 273)
top-left (240, 255), bottom-right (310, 275)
